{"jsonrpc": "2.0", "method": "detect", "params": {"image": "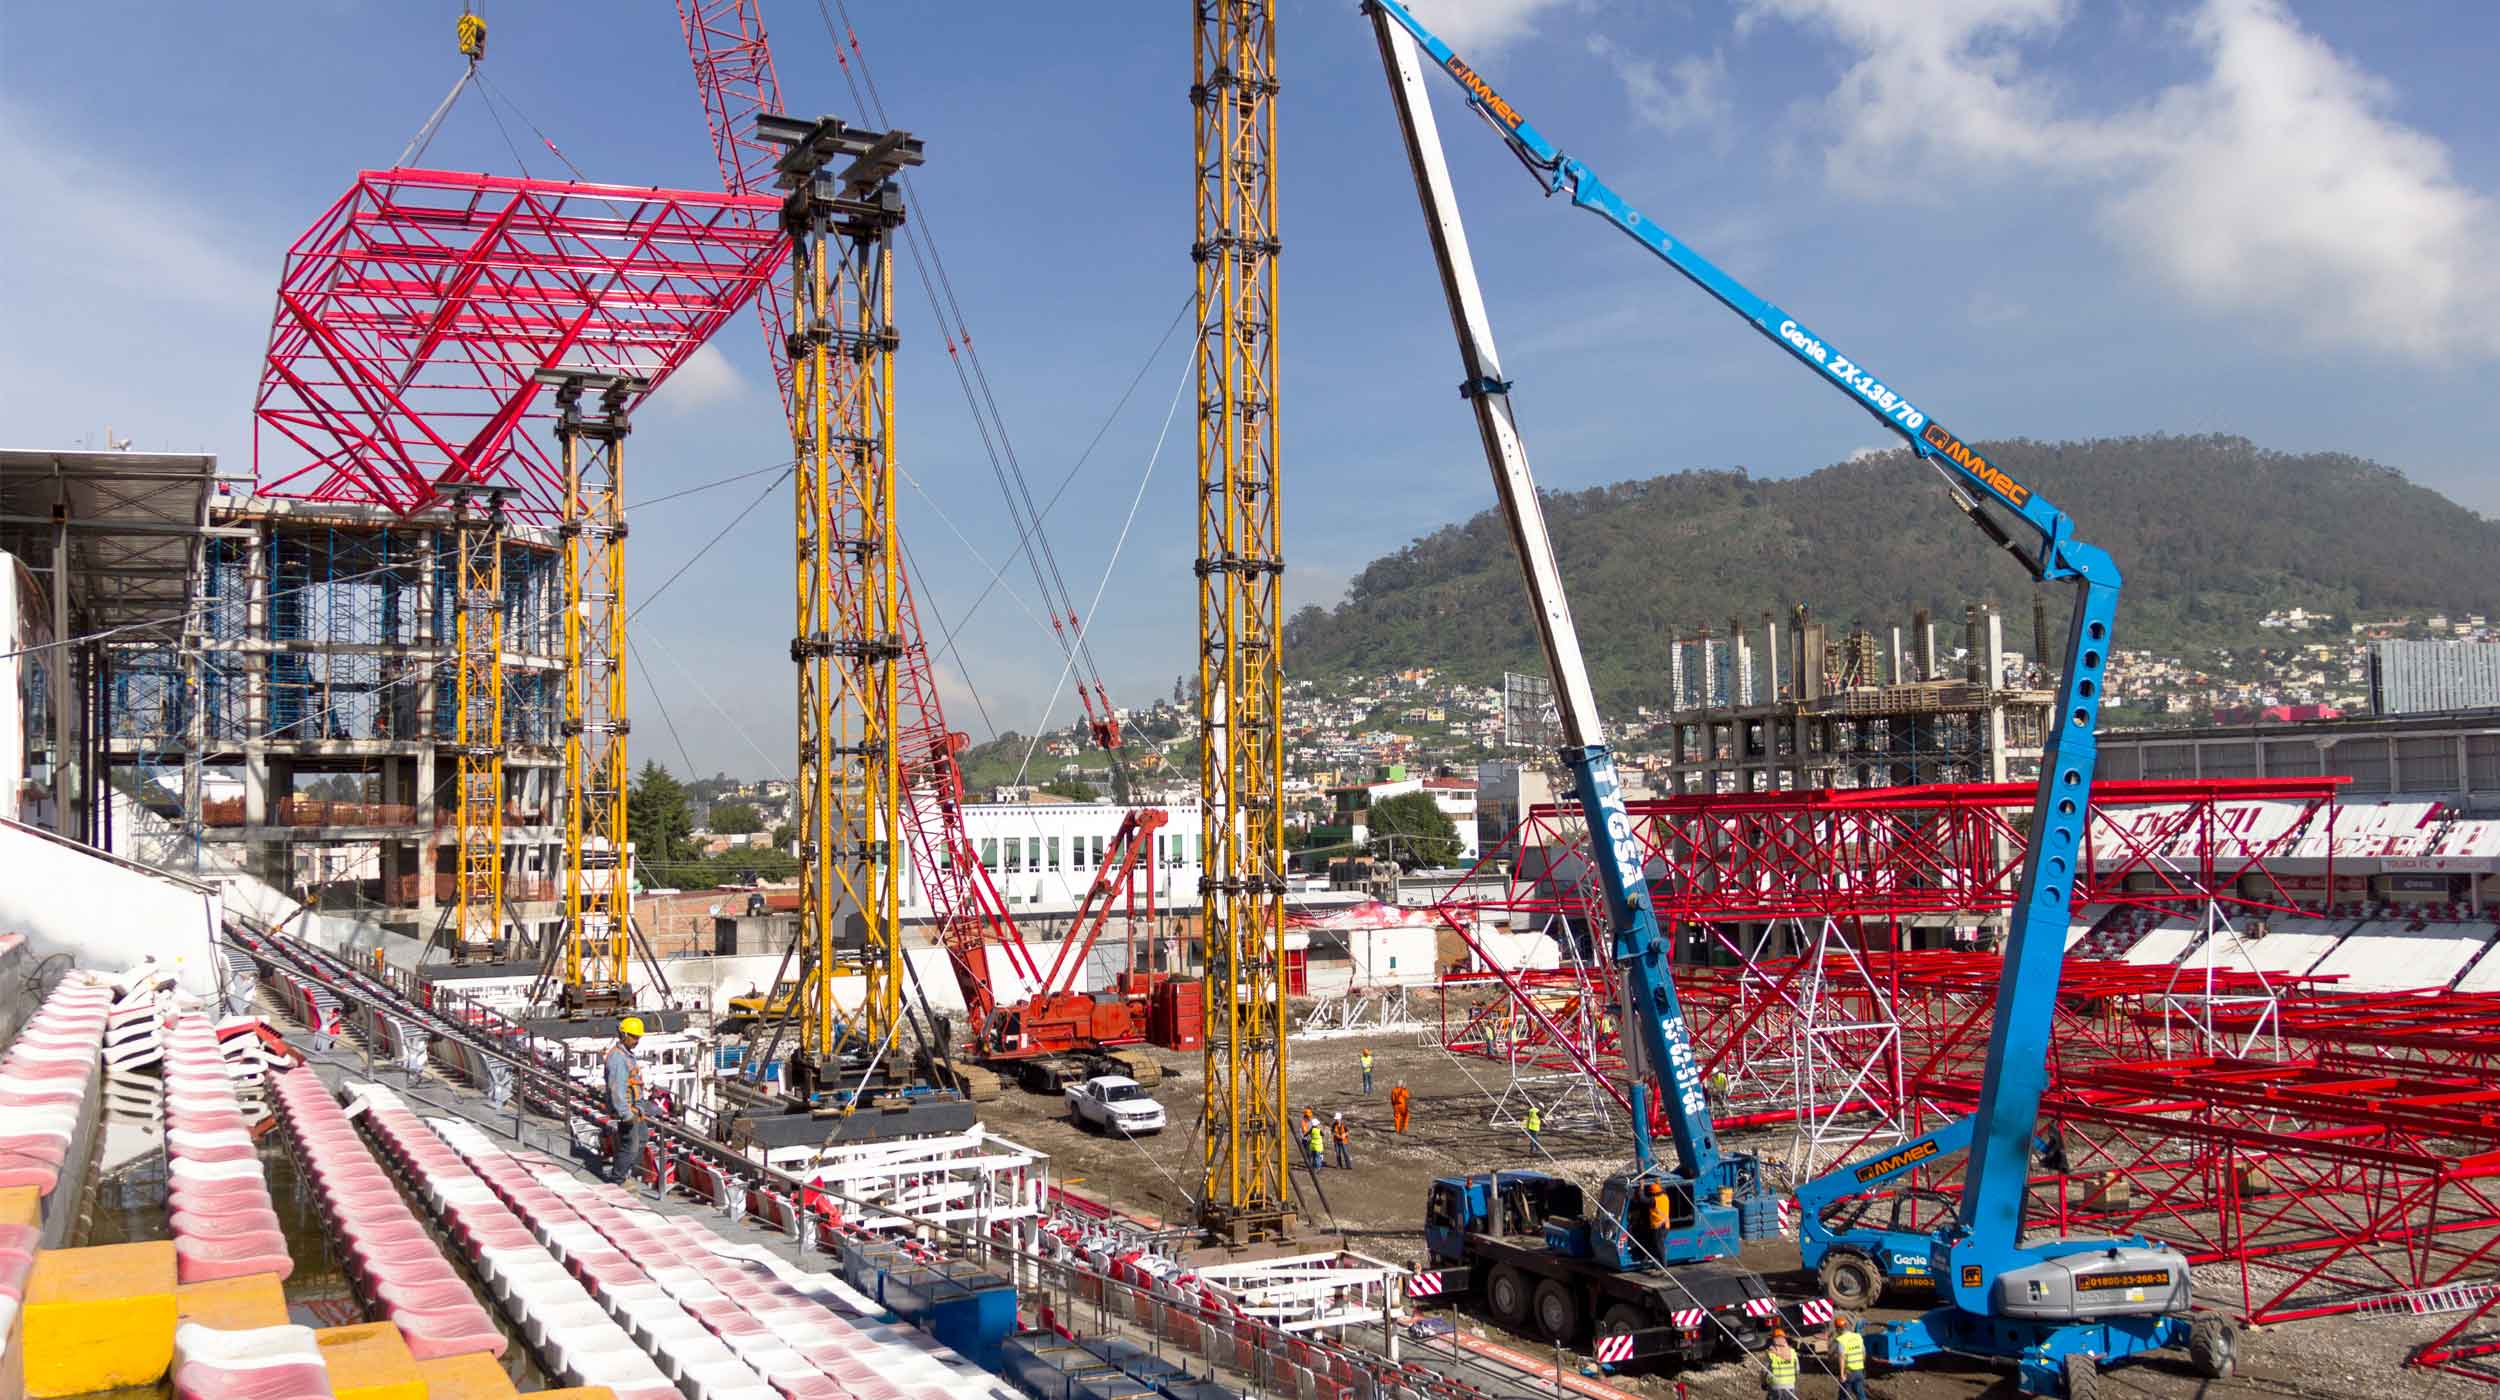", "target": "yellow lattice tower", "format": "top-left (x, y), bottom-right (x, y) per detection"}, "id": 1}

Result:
top-left (444, 484), bottom-right (511, 958)
top-left (547, 370), bottom-right (642, 1010)
top-left (1193, 0), bottom-right (1290, 1243)
top-left (768, 115), bottom-right (923, 1096)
